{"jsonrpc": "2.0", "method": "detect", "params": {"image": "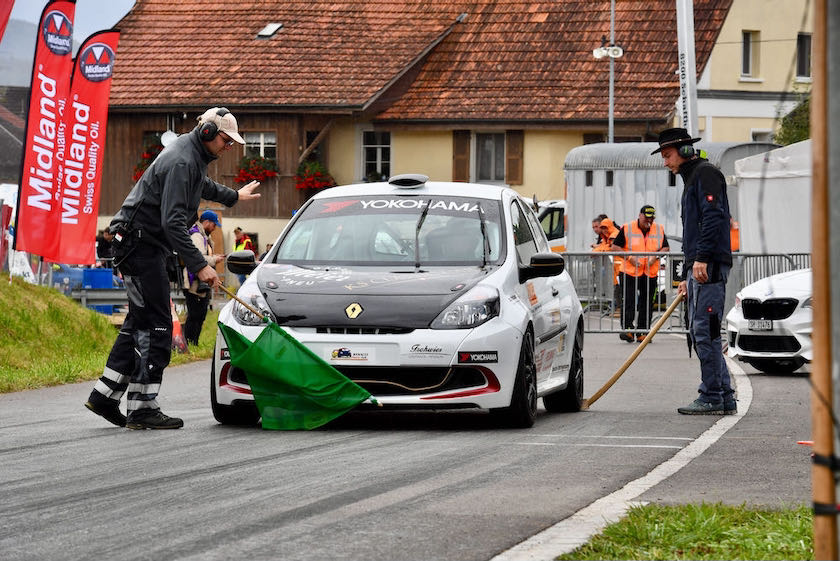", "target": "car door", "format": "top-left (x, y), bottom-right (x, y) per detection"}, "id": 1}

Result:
top-left (525, 200), bottom-right (572, 386)
top-left (510, 199), bottom-right (560, 386)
